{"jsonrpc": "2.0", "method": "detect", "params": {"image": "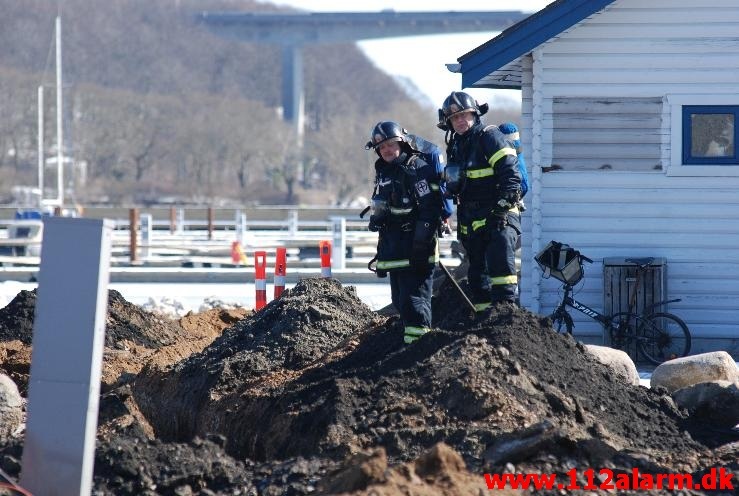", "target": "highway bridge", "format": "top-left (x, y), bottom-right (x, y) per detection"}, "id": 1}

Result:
top-left (198, 10), bottom-right (528, 138)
